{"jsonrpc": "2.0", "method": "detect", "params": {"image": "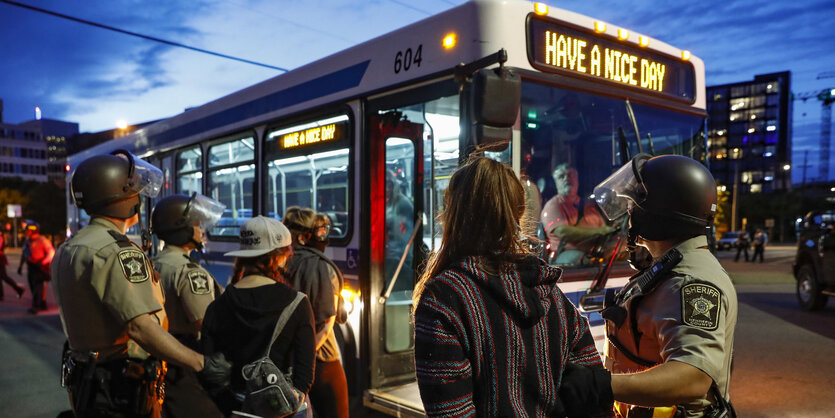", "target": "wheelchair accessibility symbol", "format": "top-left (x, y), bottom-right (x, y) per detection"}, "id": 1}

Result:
top-left (346, 249), bottom-right (359, 270)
